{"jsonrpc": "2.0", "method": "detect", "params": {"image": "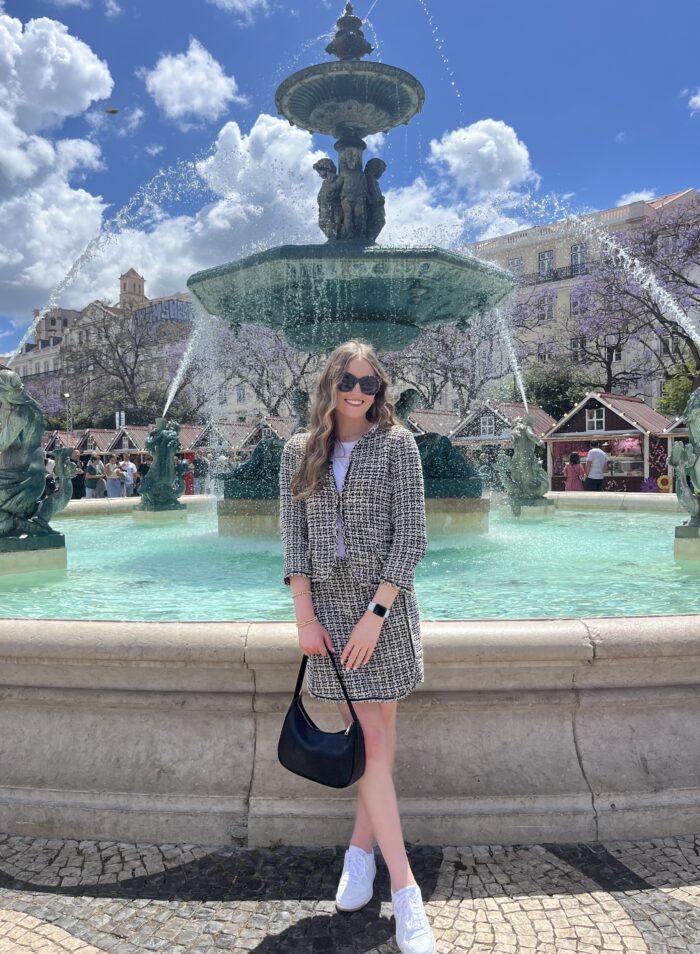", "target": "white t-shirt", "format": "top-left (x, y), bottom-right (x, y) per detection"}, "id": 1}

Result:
top-left (586, 447), bottom-right (608, 480)
top-left (332, 439), bottom-right (358, 557)
top-left (120, 460), bottom-right (138, 483)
